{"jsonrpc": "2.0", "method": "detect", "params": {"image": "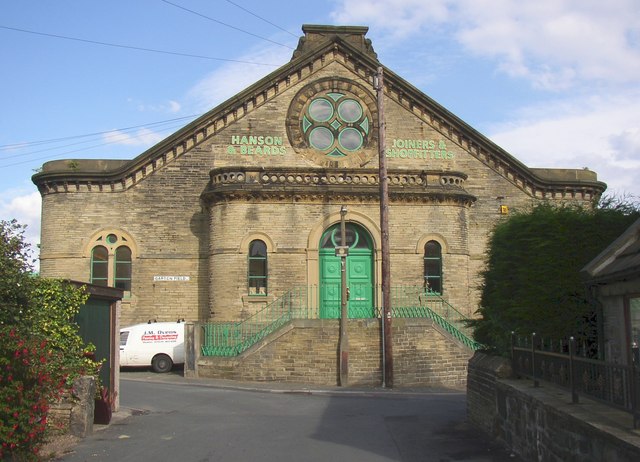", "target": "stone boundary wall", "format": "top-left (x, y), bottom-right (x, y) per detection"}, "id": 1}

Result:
top-left (467, 352), bottom-right (640, 462)
top-left (190, 319), bottom-right (473, 388)
top-left (48, 376), bottom-right (96, 438)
